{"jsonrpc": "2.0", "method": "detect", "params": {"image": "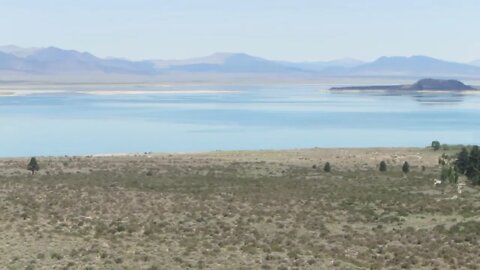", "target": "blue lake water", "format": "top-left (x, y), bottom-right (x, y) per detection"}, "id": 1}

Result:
top-left (1, 84), bottom-right (480, 157)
